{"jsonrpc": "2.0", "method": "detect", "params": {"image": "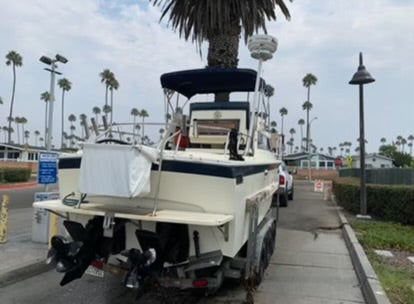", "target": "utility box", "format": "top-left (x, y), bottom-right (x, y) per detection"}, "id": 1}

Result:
top-left (32, 192), bottom-right (59, 243)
